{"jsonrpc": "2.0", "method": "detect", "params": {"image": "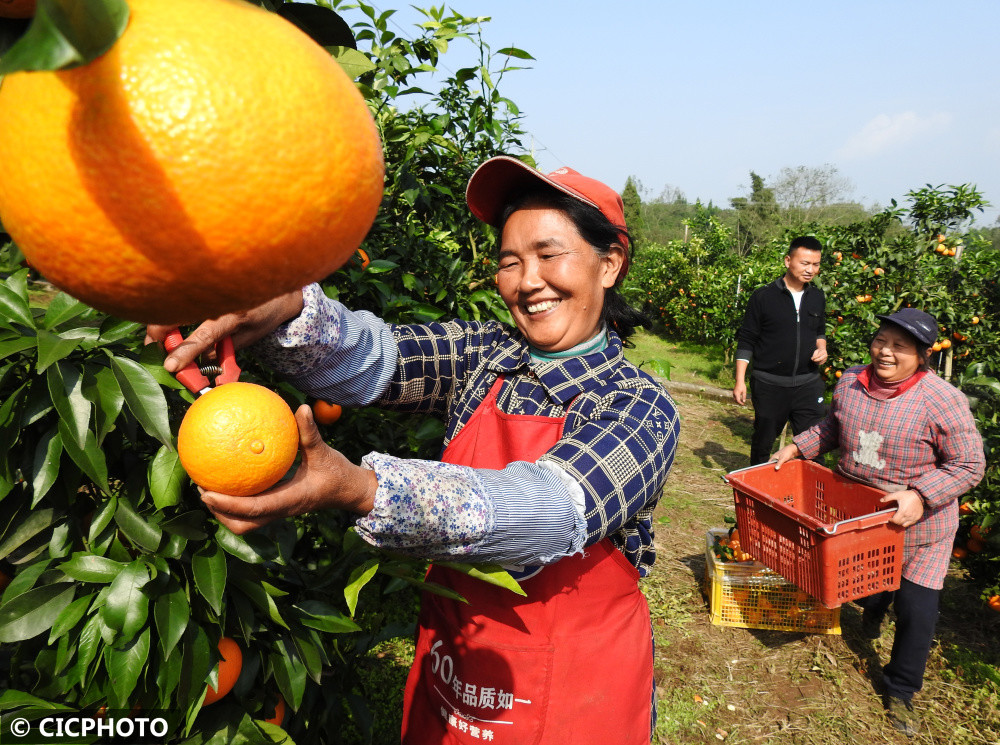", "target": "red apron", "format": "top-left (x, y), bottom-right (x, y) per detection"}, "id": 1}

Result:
top-left (401, 376), bottom-right (653, 745)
